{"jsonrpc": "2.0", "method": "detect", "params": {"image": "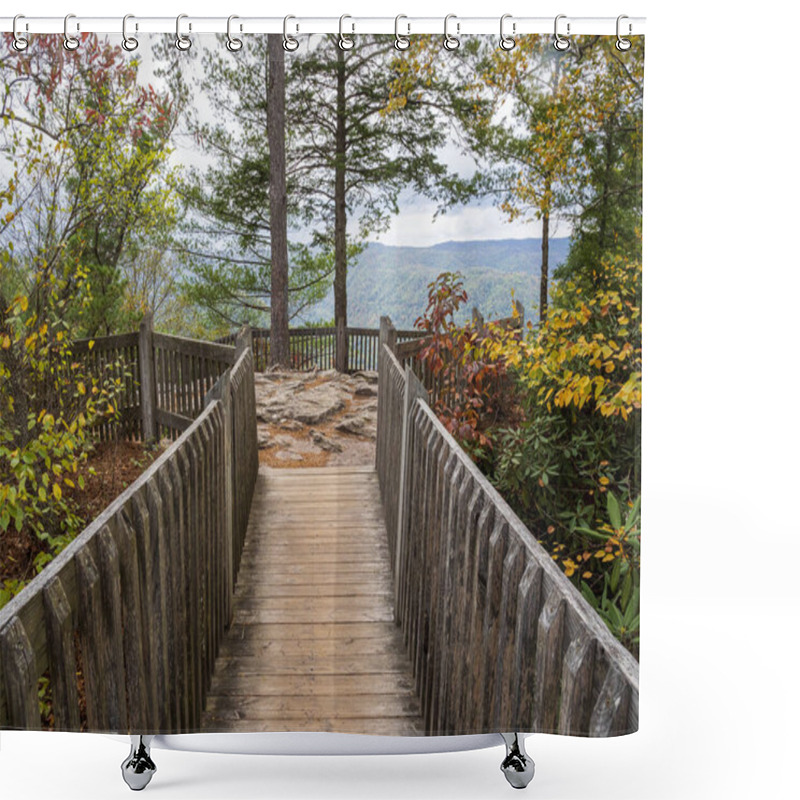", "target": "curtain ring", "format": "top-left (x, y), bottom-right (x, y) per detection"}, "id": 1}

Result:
top-left (12, 15), bottom-right (29, 51)
top-left (63, 13), bottom-right (80, 51)
top-left (122, 14), bottom-right (139, 52)
top-left (338, 14), bottom-right (354, 51)
top-left (616, 15), bottom-right (632, 51)
top-left (553, 14), bottom-right (570, 51)
top-left (175, 14), bottom-right (192, 51)
top-left (226, 15), bottom-right (243, 52)
top-left (283, 15), bottom-right (299, 51)
top-left (443, 14), bottom-right (460, 51)
top-left (499, 14), bottom-right (516, 51)
top-left (394, 15), bottom-right (410, 51)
